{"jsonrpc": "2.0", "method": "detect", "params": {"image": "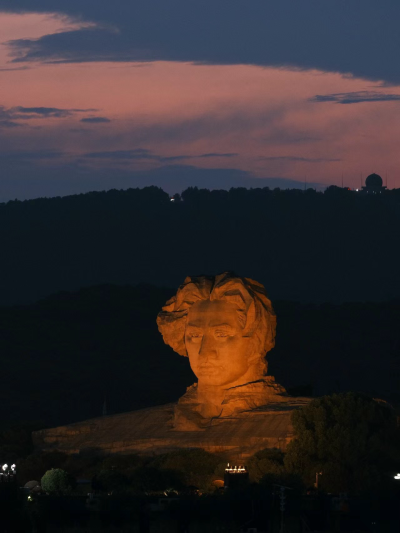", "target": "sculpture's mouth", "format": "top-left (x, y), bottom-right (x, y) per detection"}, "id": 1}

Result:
top-left (198, 364), bottom-right (221, 374)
